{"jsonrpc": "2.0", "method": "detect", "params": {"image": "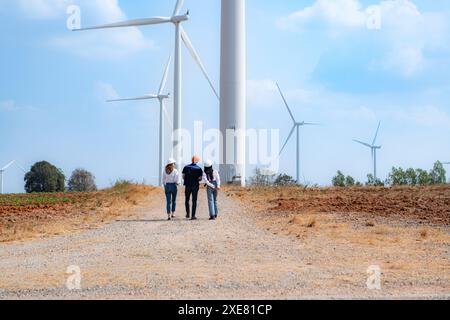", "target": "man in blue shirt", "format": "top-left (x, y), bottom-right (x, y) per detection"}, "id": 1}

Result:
top-left (182, 156), bottom-right (204, 220)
